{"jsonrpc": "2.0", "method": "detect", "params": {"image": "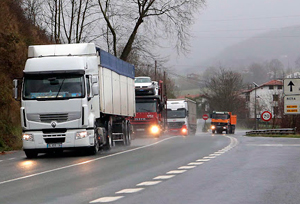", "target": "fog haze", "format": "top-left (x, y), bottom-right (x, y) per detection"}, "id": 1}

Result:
top-left (166, 0), bottom-right (300, 72)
